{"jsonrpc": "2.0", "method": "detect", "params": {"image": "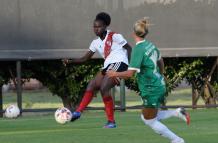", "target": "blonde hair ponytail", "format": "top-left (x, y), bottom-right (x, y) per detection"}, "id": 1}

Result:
top-left (133, 17), bottom-right (149, 38)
